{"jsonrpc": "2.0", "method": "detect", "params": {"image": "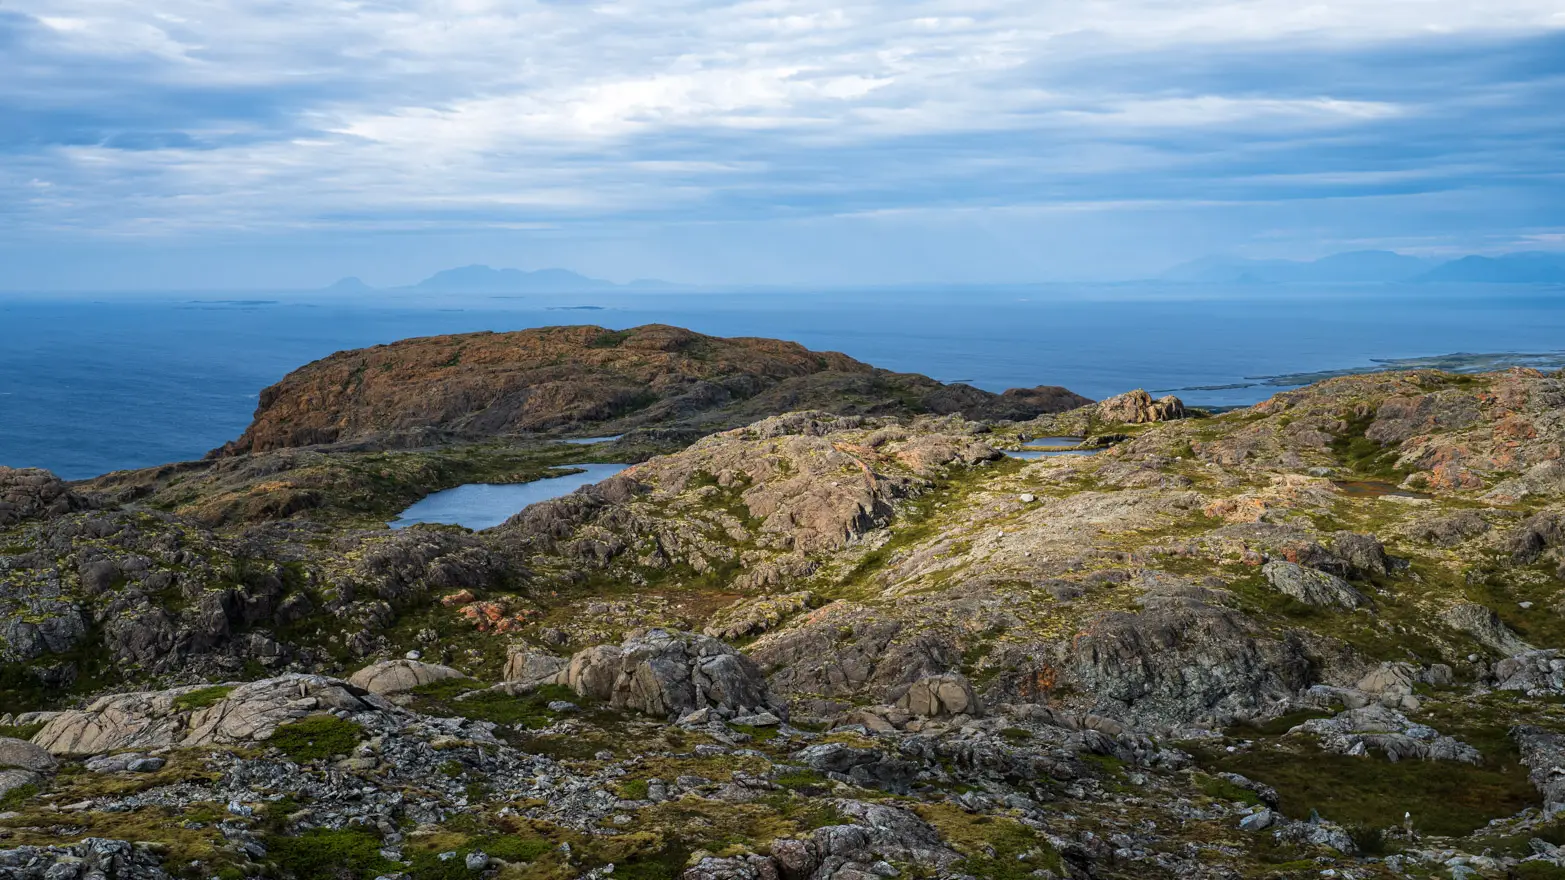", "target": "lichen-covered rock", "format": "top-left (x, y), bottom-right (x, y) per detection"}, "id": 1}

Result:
top-left (557, 628), bottom-right (780, 719)
top-left (32, 675), bottom-right (373, 755)
top-left (703, 591), bottom-right (817, 641)
top-left (346, 659), bottom-right (467, 695)
top-left (1514, 725), bottom-right (1565, 809)
top-left (1069, 593), bottom-right (1314, 726)
top-left (1494, 650), bottom-right (1565, 695)
top-left (1262, 562), bottom-right (1368, 609)
top-left (0, 837), bottom-right (173, 880)
top-left (1443, 603), bottom-right (1534, 656)
top-left (1294, 705), bottom-right (1481, 764)
top-left (0, 467), bottom-right (86, 527)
